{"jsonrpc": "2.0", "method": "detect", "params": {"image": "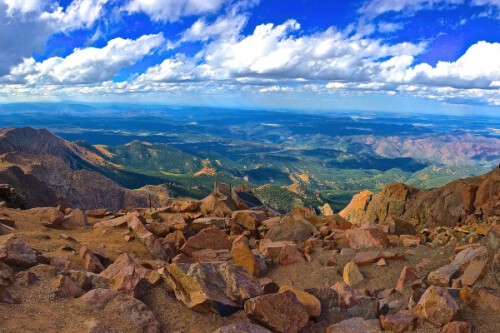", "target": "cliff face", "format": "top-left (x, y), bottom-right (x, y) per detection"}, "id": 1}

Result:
top-left (0, 127), bottom-right (169, 210)
top-left (340, 167), bottom-right (500, 227)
